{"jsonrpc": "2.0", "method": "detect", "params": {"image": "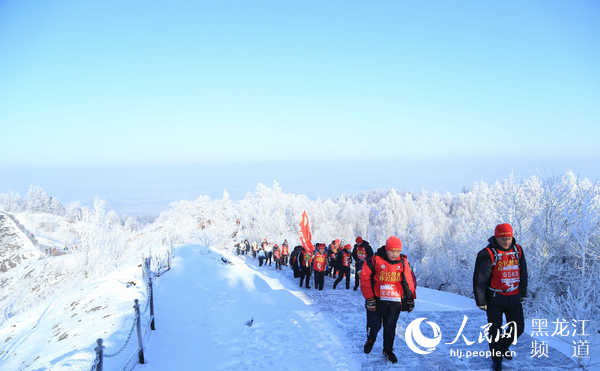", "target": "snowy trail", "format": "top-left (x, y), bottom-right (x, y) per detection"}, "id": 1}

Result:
top-left (139, 245), bottom-right (359, 371)
top-left (139, 245), bottom-right (584, 371)
top-left (277, 262), bottom-right (584, 371)
top-left (286, 271), bottom-right (581, 370)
